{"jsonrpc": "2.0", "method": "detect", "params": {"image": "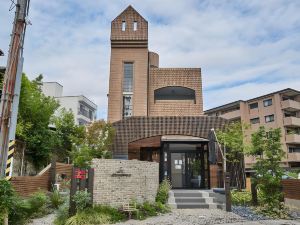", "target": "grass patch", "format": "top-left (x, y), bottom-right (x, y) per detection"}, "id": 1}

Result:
top-left (65, 205), bottom-right (126, 225)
